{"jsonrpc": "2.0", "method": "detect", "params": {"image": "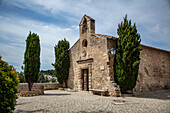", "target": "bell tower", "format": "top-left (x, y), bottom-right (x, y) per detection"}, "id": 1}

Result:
top-left (79, 14), bottom-right (95, 35)
top-left (79, 15), bottom-right (95, 60)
